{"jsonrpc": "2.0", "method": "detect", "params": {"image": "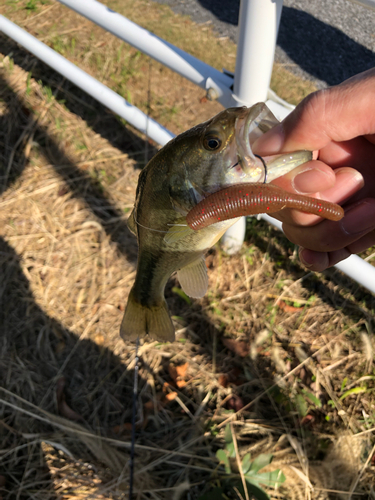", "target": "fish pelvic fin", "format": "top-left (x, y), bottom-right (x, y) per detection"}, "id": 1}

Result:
top-left (120, 289), bottom-right (175, 342)
top-left (177, 256), bottom-right (208, 298)
top-left (164, 218), bottom-right (195, 245)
